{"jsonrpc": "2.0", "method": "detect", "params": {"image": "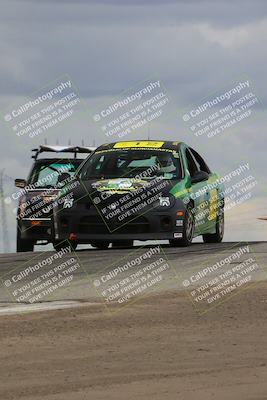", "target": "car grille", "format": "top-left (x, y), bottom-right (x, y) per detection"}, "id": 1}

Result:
top-left (78, 215), bottom-right (150, 234)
